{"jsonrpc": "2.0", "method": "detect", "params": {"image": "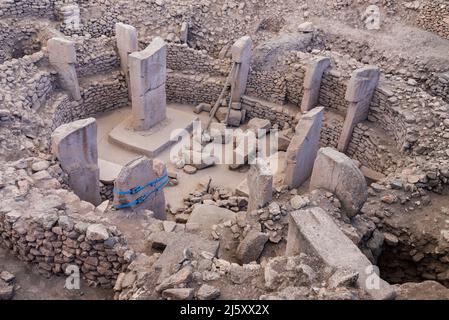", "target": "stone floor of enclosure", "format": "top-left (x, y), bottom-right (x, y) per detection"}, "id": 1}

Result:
top-left (4, 0), bottom-right (449, 302)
